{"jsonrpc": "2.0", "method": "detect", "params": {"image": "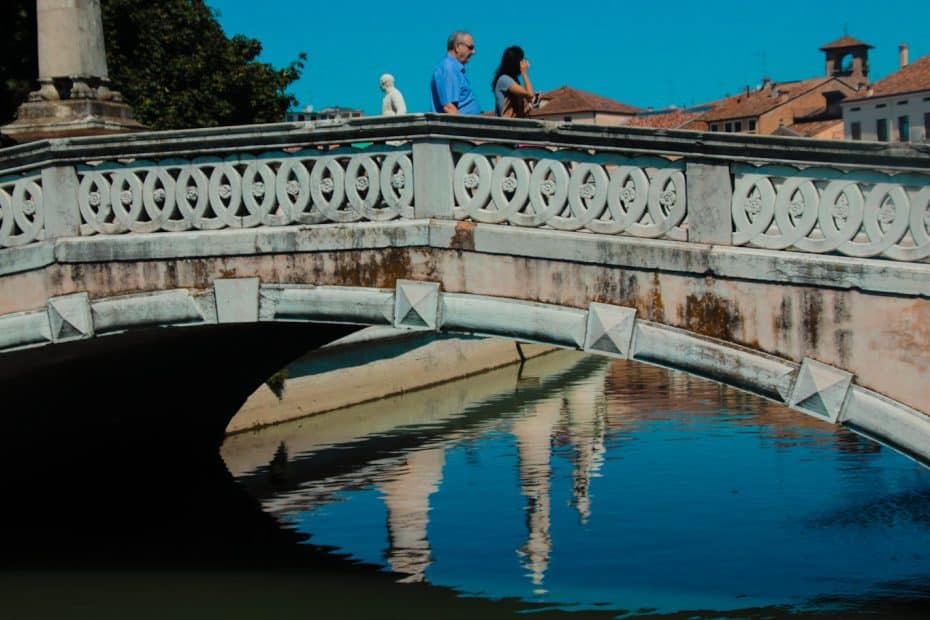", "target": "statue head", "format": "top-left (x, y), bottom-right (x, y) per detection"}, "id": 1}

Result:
top-left (380, 74), bottom-right (395, 93)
